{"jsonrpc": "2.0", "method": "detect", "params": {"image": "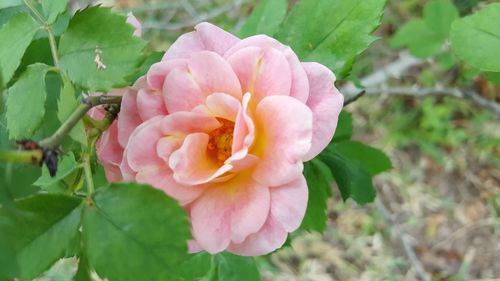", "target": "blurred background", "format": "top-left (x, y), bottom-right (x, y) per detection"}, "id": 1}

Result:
top-left (41, 0), bottom-right (500, 280)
